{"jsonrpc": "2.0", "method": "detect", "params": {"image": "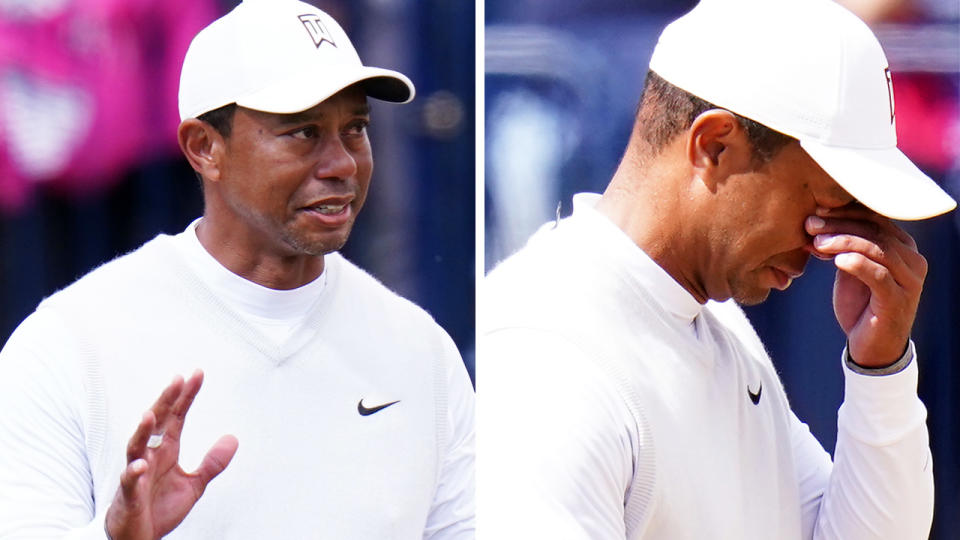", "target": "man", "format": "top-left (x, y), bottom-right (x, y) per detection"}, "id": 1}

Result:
top-left (479, 0), bottom-right (954, 538)
top-left (0, 1), bottom-right (474, 538)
